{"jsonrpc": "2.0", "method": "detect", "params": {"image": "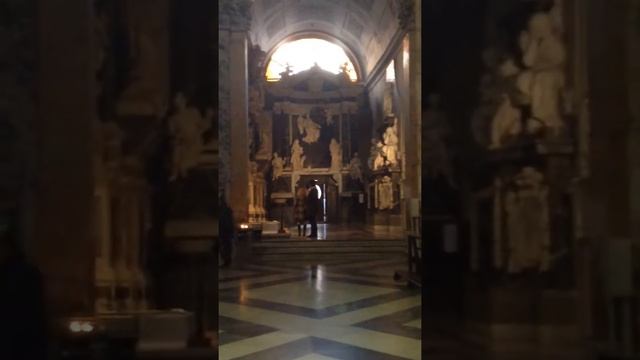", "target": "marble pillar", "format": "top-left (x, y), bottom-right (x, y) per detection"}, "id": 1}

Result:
top-left (219, 1), bottom-right (251, 222)
top-left (228, 32), bottom-right (250, 222)
top-left (35, 0), bottom-right (96, 316)
top-left (399, 0), bottom-right (421, 231)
